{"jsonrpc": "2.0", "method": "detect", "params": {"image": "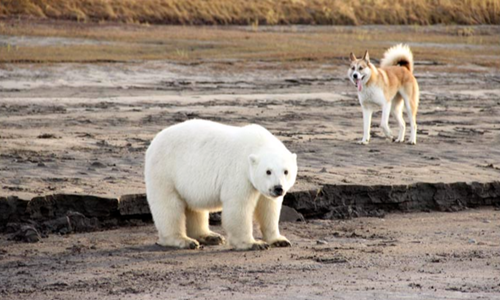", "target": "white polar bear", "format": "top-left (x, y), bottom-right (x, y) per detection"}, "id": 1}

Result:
top-left (145, 119), bottom-right (298, 250)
